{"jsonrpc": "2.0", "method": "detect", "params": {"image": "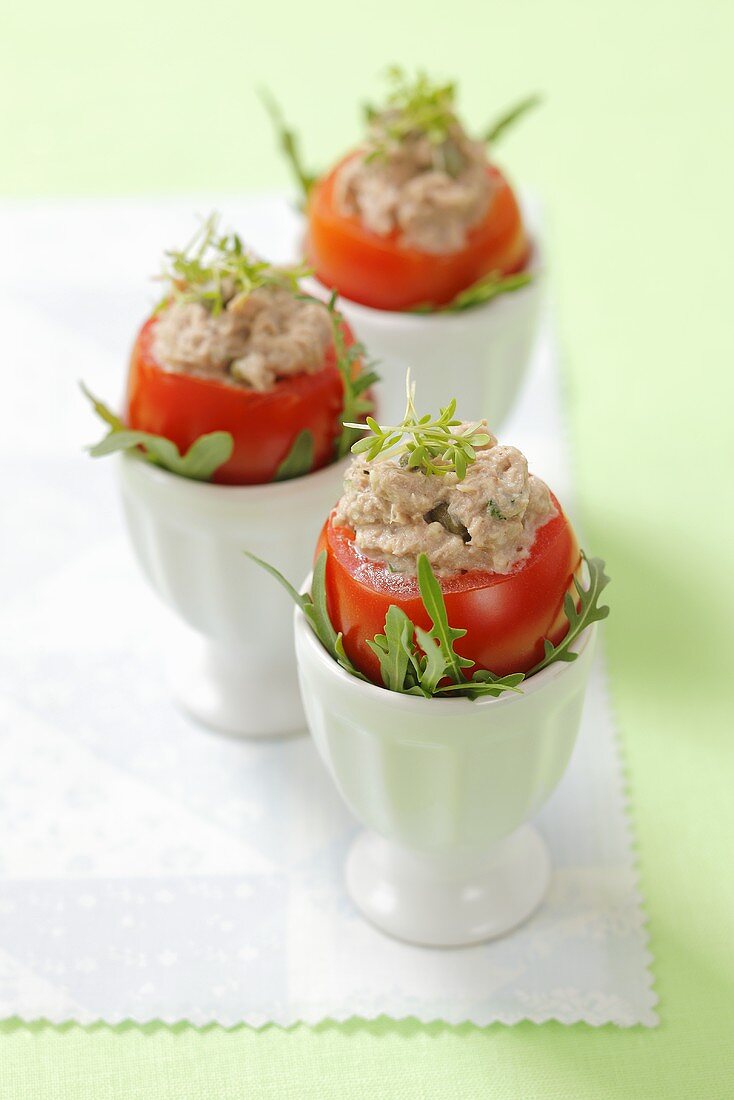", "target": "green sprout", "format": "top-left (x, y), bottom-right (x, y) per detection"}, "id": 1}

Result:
top-left (344, 374), bottom-right (490, 481)
top-left (364, 66), bottom-right (458, 151)
top-left (157, 212), bottom-right (310, 315)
